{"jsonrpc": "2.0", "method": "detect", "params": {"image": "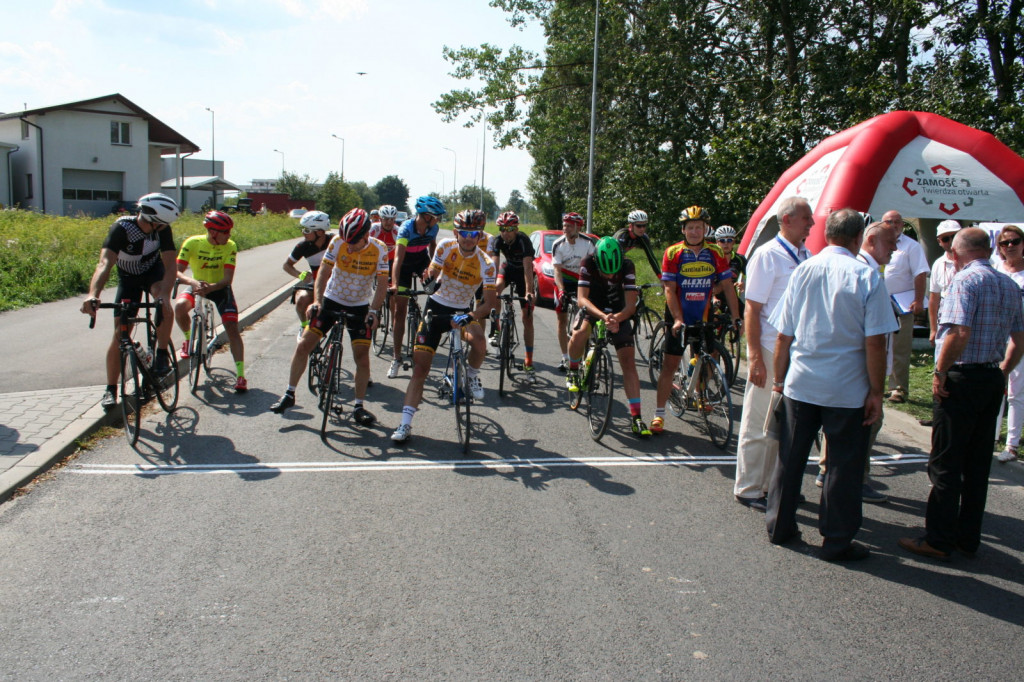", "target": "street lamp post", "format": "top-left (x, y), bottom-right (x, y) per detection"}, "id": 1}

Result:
top-left (273, 149), bottom-right (285, 175)
top-left (442, 147), bottom-right (456, 199)
top-left (434, 169), bottom-right (445, 202)
top-left (331, 133), bottom-right (345, 181)
top-left (585, 0), bottom-right (599, 233)
top-left (205, 107), bottom-right (215, 210)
